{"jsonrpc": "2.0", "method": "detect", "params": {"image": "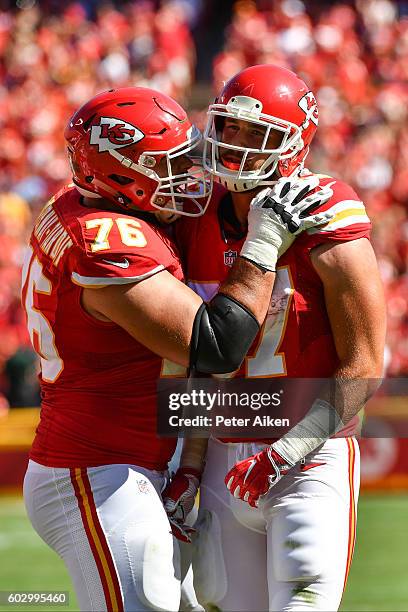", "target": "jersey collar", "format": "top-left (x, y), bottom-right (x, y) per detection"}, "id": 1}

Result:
top-left (217, 193), bottom-right (247, 242)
